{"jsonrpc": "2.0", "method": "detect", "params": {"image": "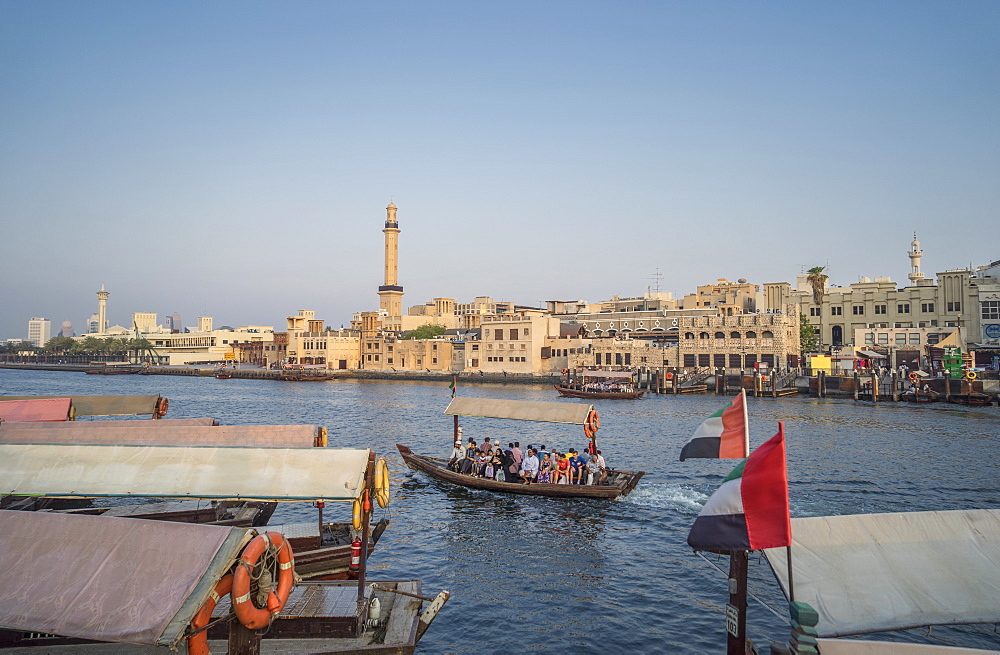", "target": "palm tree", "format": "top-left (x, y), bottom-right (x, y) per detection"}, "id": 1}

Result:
top-left (806, 266), bottom-right (828, 353)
